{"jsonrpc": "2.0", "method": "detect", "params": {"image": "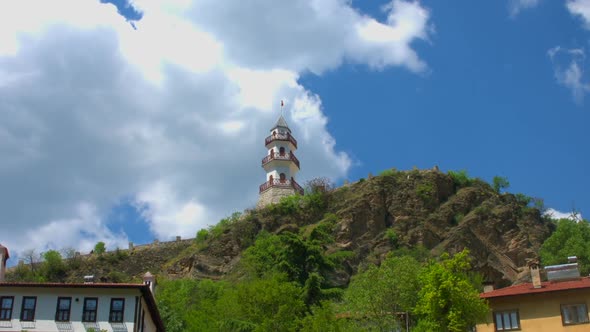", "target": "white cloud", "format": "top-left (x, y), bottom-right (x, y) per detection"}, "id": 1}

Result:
top-left (508, 0), bottom-right (540, 17)
top-left (567, 0), bottom-right (590, 29)
top-left (0, 0), bottom-right (431, 259)
top-left (547, 46), bottom-right (590, 103)
top-left (544, 208), bottom-right (584, 221)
